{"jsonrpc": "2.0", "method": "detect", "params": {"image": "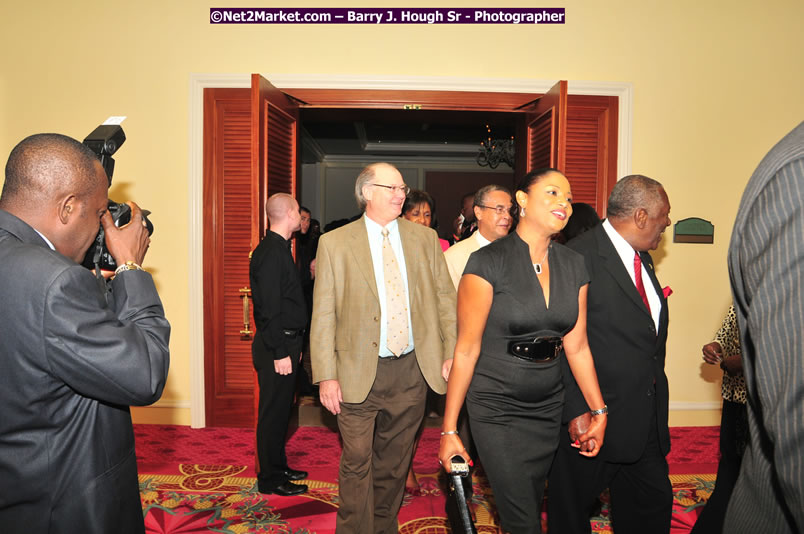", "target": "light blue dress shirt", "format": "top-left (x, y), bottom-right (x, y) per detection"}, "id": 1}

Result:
top-left (364, 215), bottom-right (415, 357)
